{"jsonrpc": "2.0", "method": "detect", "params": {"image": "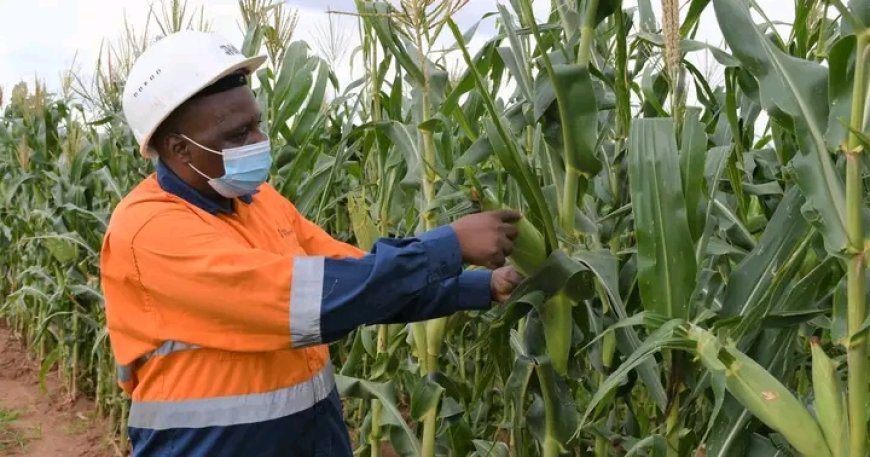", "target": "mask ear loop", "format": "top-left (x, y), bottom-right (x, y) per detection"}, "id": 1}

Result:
top-left (188, 162), bottom-right (214, 180)
top-left (178, 134), bottom-right (224, 155)
top-left (177, 134), bottom-right (223, 180)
